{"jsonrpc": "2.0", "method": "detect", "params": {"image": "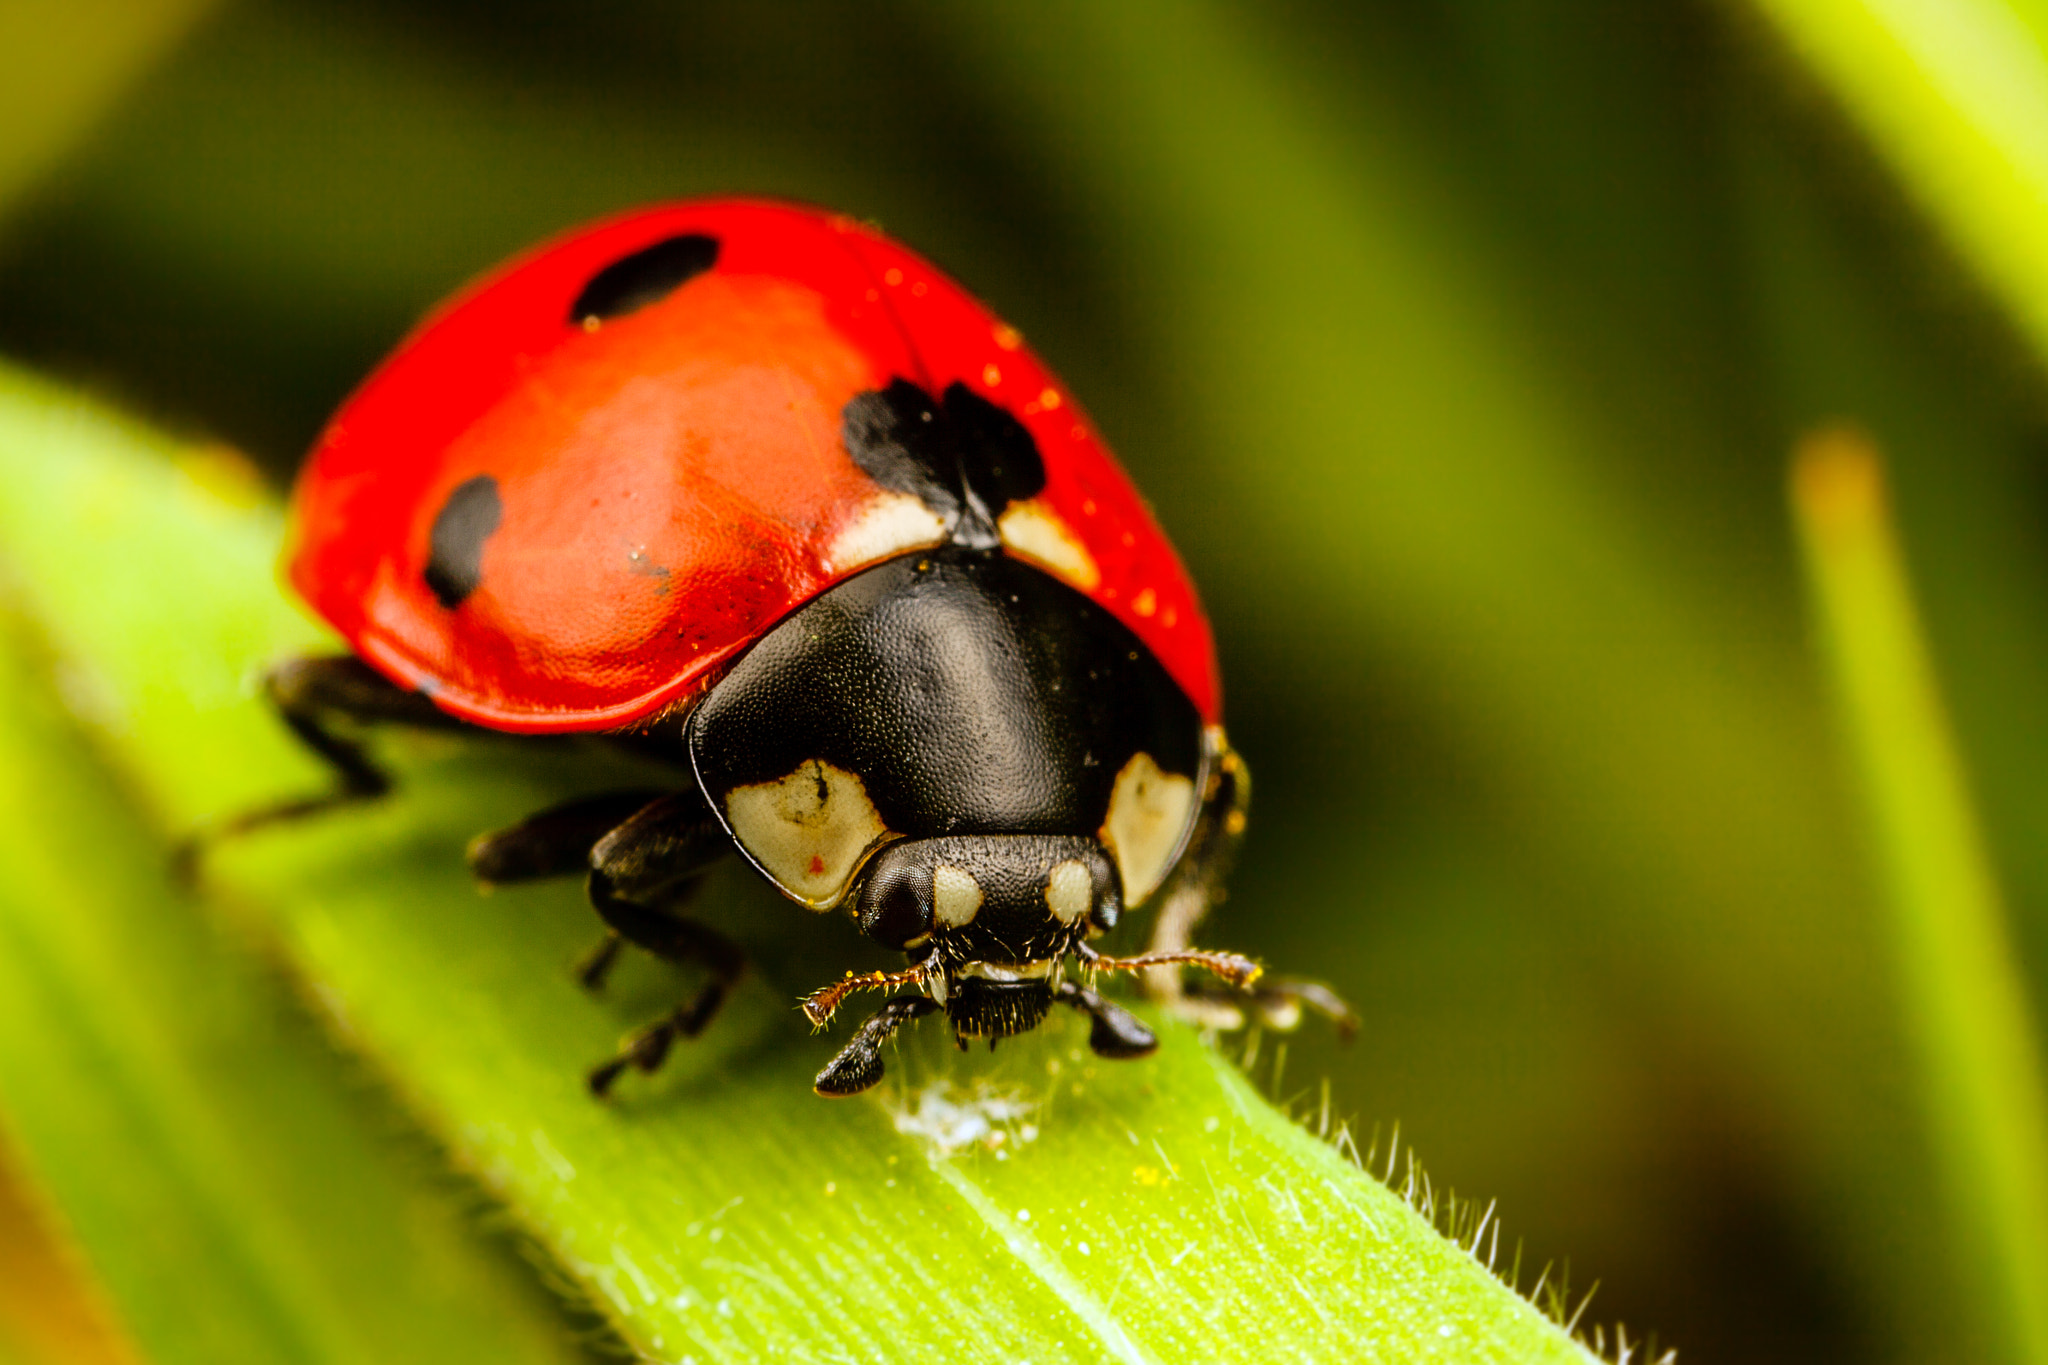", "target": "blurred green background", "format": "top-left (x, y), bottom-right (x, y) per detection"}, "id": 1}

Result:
top-left (7, 1), bottom-right (2048, 1360)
